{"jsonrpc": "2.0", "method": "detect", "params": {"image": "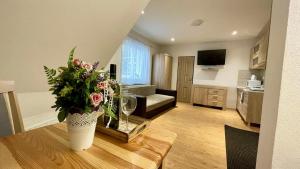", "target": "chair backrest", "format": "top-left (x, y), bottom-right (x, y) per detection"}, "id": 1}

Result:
top-left (0, 81), bottom-right (25, 135)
